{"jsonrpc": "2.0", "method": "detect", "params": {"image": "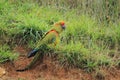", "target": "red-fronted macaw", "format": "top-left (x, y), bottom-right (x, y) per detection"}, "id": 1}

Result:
top-left (16, 21), bottom-right (66, 71)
